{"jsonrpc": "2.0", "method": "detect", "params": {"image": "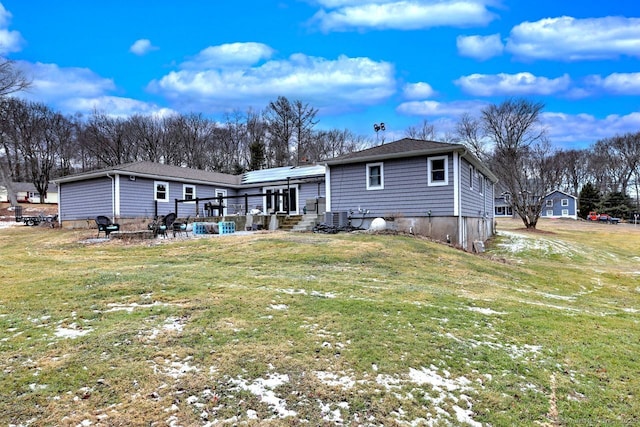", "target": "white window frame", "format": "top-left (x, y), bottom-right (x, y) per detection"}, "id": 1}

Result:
top-left (546, 209), bottom-right (554, 217)
top-left (478, 174), bottom-right (484, 195)
top-left (562, 209), bottom-right (569, 217)
top-left (366, 162), bottom-right (384, 190)
top-left (183, 184), bottom-right (196, 203)
top-left (428, 156), bottom-right (448, 186)
top-left (469, 165), bottom-right (474, 190)
top-left (154, 181), bottom-right (169, 202)
top-left (546, 199), bottom-right (553, 207)
top-left (561, 198), bottom-right (569, 207)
